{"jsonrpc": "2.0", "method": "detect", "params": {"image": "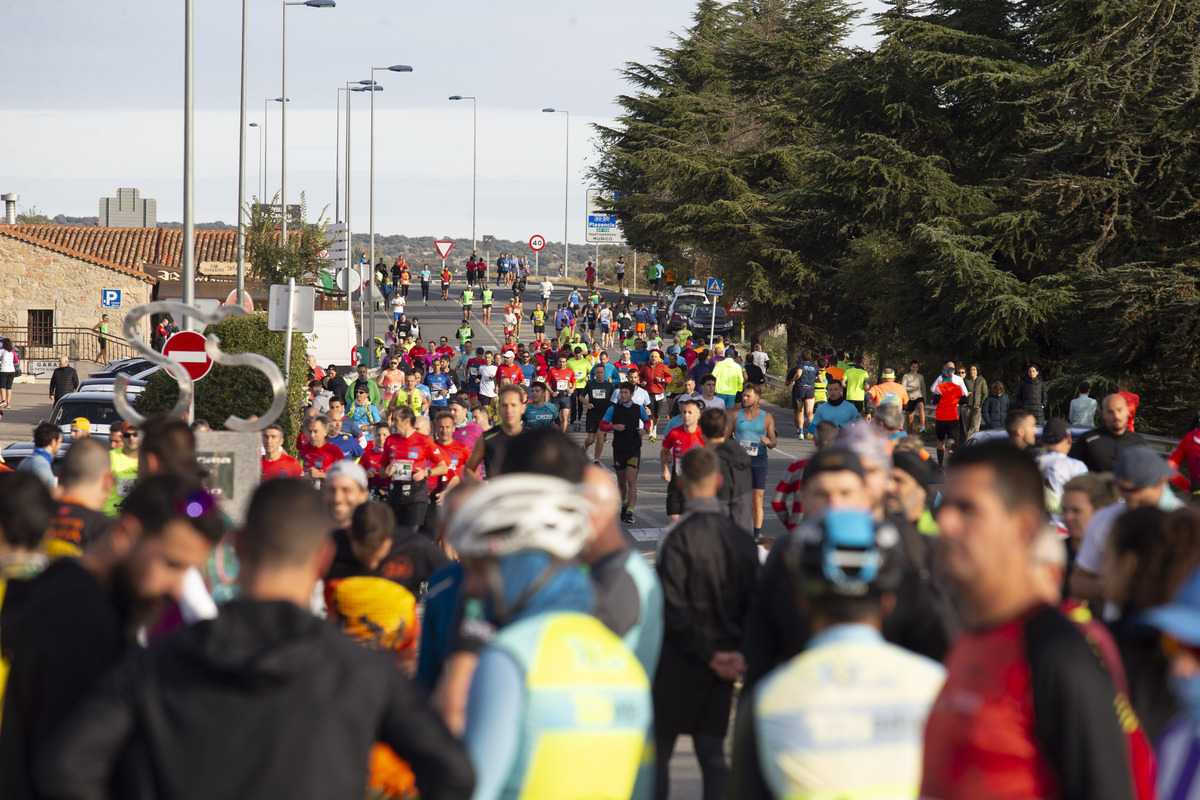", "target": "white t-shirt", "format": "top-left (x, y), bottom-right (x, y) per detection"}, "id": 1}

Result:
top-left (0, 349), bottom-right (14, 373)
top-left (391, 296), bottom-right (404, 312)
top-left (750, 350), bottom-right (770, 371)
top-left (479, 364), bottom-right (498, 397)
top-left (697, 394), bottom-right (727, 410)
top-left (1077, 492), bottom-right (1186, 574)
top-left (1037, 450), bottom-right (1088, 502)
